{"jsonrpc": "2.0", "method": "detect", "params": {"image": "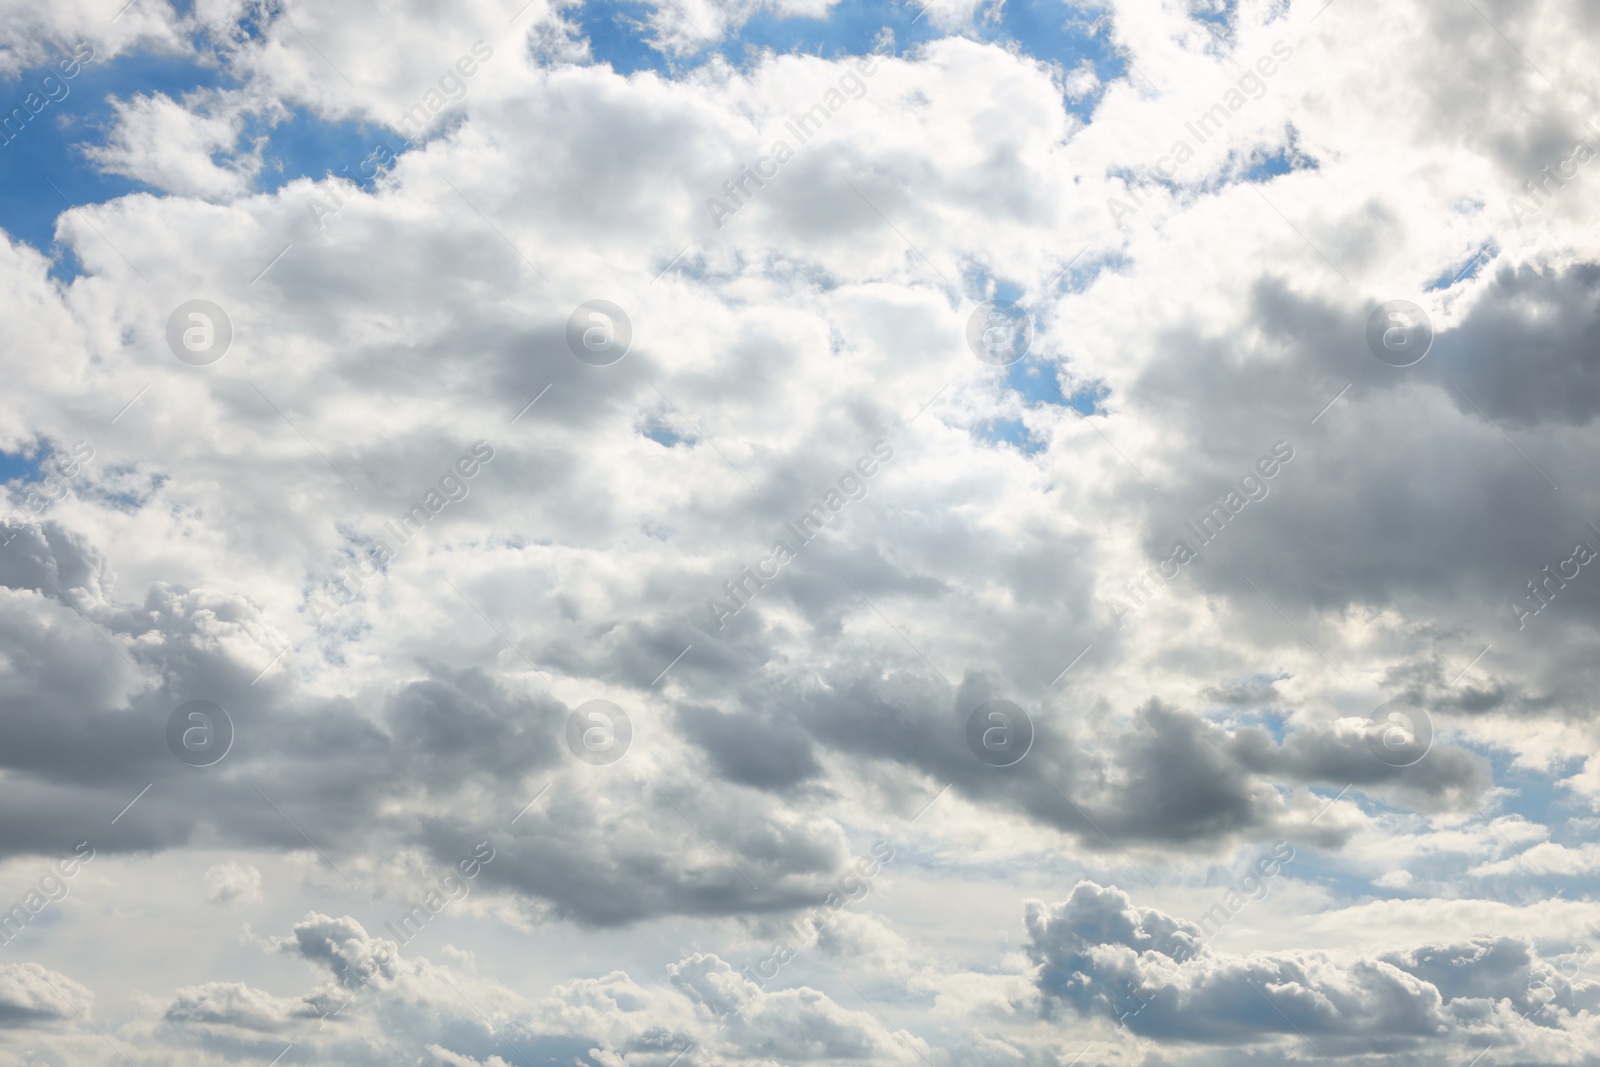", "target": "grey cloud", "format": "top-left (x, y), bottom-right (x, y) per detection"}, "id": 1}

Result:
top-left (0, 962), bottom-right (92, 1028)
top-left (1026, 882), bottom-right (1554, 1050)
top-left (1438, 262), bottom-right (1600, 428)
